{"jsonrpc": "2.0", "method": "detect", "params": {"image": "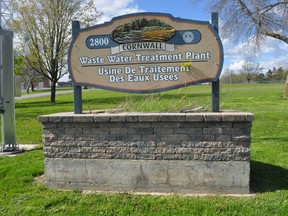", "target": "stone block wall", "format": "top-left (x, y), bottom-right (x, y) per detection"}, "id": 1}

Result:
top-left (39, 111), bottom-right (254, 194)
